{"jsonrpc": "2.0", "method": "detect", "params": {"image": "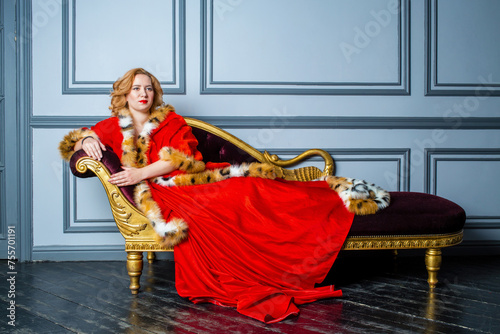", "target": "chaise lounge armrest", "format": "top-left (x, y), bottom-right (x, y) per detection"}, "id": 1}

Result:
top-left (70, 148), bottom-right (150, 239)
top-left (70, 147), bottom-right (136, 205)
